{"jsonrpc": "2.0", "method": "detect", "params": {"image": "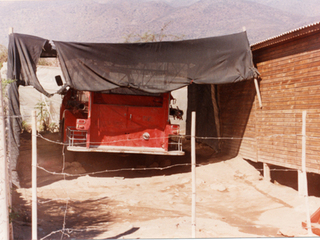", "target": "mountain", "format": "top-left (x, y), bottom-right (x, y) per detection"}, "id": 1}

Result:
top-left (0, 0), bottom-right (318, 47)
top-left (251, 0), bottom-right (320, 17)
